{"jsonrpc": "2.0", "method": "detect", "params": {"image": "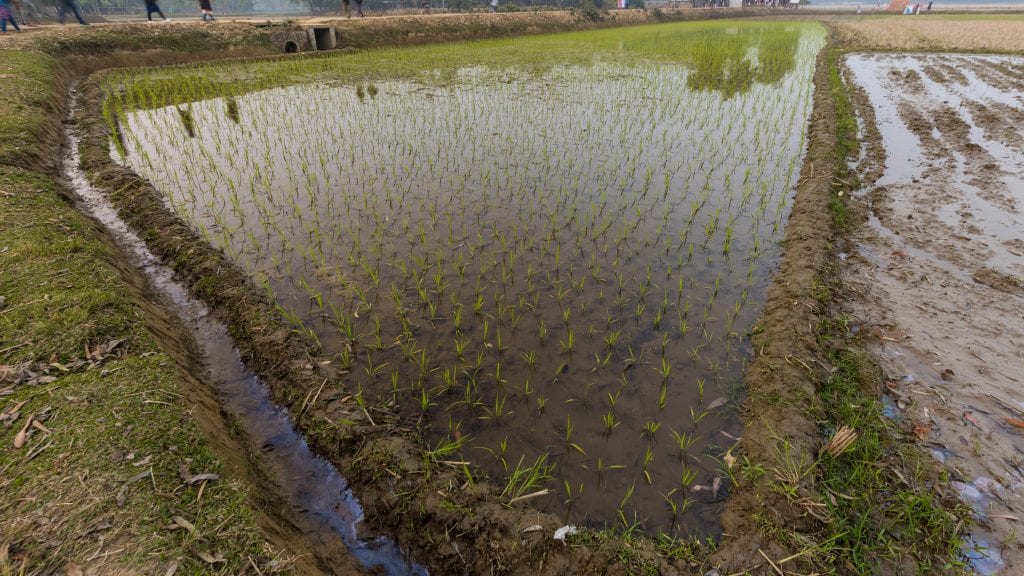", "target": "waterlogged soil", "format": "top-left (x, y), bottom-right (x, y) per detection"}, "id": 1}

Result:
top-left (845, 53), bottom-right (1024, 574)
top-left (112, 24), bottom-right (825, 536)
